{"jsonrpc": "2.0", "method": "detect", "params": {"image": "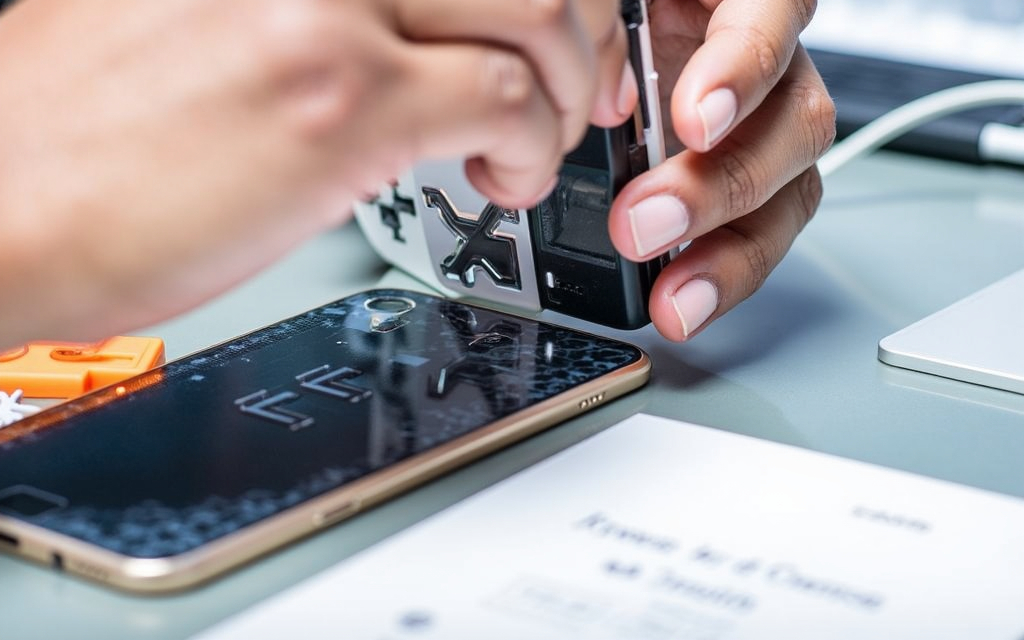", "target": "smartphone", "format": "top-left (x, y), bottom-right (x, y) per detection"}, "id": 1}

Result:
top-left (0, 290), bottom-right (649, 593)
